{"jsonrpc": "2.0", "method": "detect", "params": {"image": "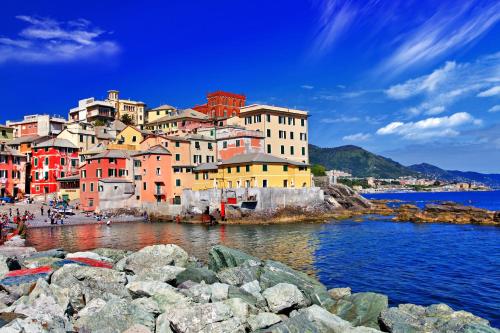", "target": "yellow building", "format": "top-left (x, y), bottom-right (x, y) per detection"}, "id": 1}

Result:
top-left (106, 90), bottom-right (146, 126)
top-left (239, 104), bottom-right (309, 164)
top-left (108, 126), bottom-right (151, 150)
top-left (146, 104), bottom-right (176, 124)
top-left (0, 125), bottom-right (14, 142)
top-left (192, 153), bottom-right (311, 190)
